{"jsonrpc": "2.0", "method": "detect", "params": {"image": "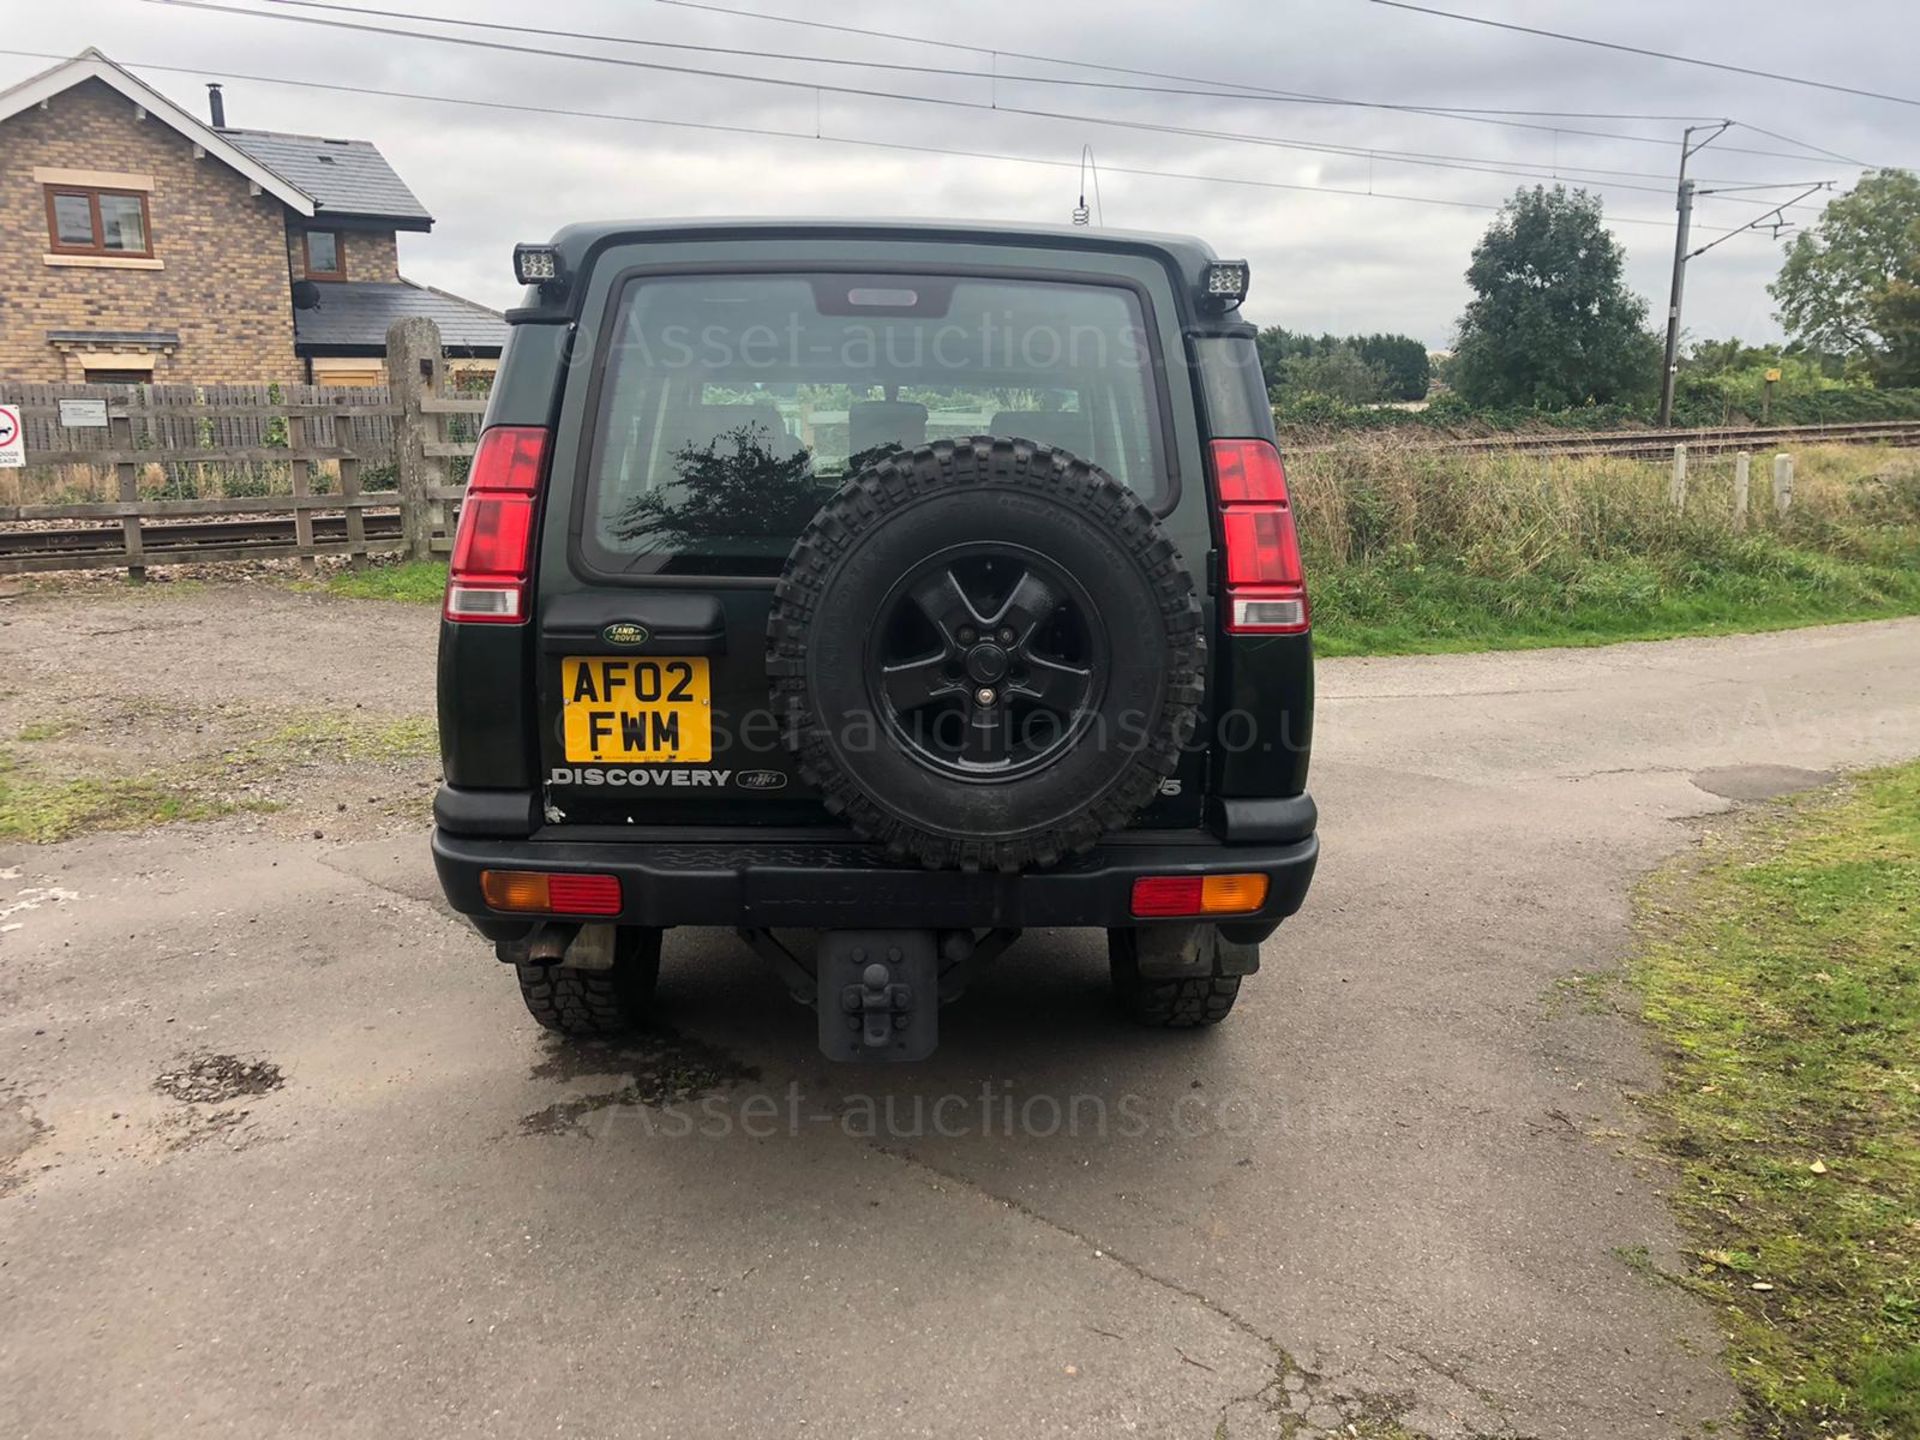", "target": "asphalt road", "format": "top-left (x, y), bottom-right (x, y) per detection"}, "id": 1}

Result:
top-left (4, 594), bottom-right (1919, 1439)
